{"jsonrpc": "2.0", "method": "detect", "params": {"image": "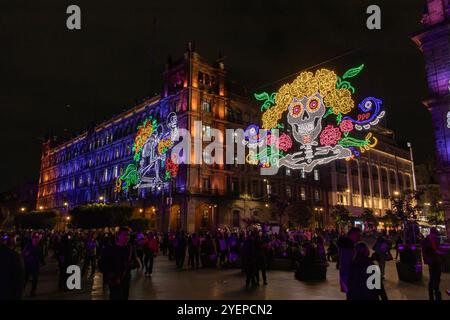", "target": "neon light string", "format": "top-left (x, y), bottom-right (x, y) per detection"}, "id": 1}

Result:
top-left (254, 92), bottom-right (277, 111)
top-left (261, 68), bottom-right (355, 129)
top-left (338, 133), bottom-right (378, 153)
top-left (335, 64), bottom-right (364, 93)
top-left (119, 163), bottom-right (140, 192)
top-left (342, 97), bottom-right (383, 125)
